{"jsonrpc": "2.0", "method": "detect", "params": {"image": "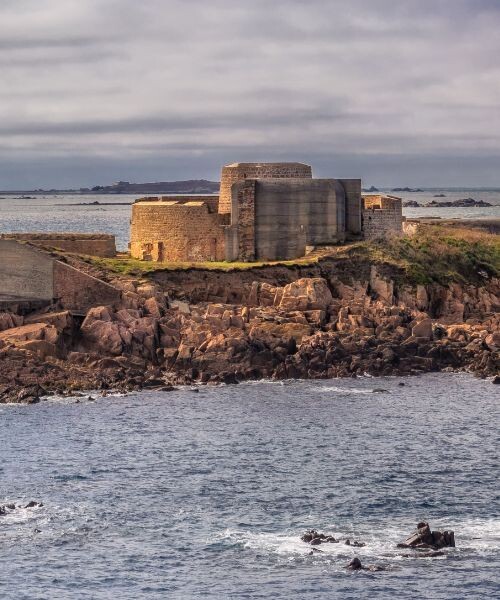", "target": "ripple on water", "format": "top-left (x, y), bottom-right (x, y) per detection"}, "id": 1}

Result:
top-left (0, 373), bottom-right (498, 599)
